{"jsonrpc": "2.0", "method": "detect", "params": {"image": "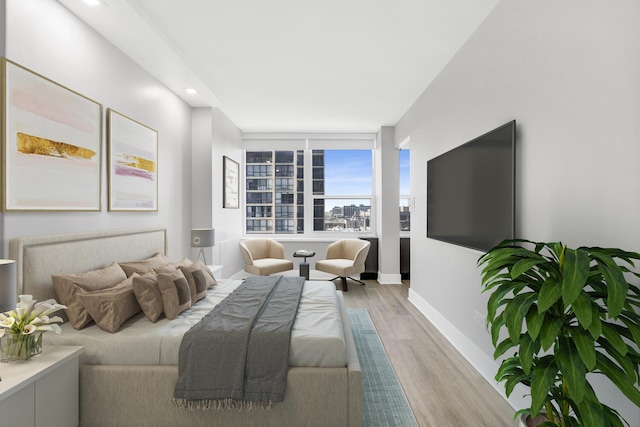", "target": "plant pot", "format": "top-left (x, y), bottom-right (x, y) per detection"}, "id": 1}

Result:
top-left (1, 332), bottom-right (43, 362)
top-left (518, 413), bottom-right (553, 427)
